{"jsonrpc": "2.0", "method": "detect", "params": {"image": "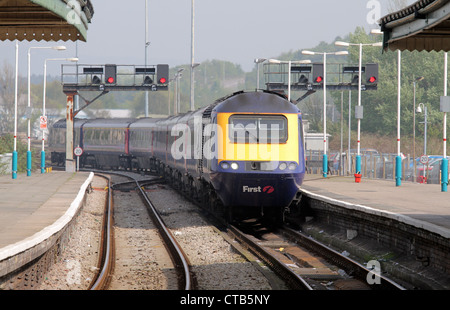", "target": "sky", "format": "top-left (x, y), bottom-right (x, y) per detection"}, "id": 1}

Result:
top-left (0, 0), bottom-right (416, 76)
